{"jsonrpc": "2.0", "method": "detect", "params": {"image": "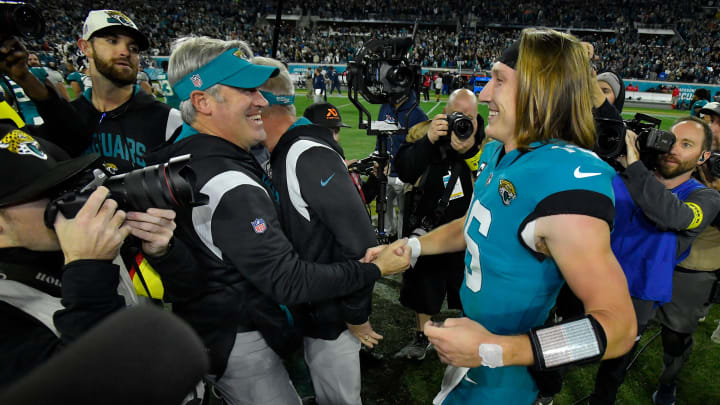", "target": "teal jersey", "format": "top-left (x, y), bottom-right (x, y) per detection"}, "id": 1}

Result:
top-left (445, 140), bottom-right (616, 404)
